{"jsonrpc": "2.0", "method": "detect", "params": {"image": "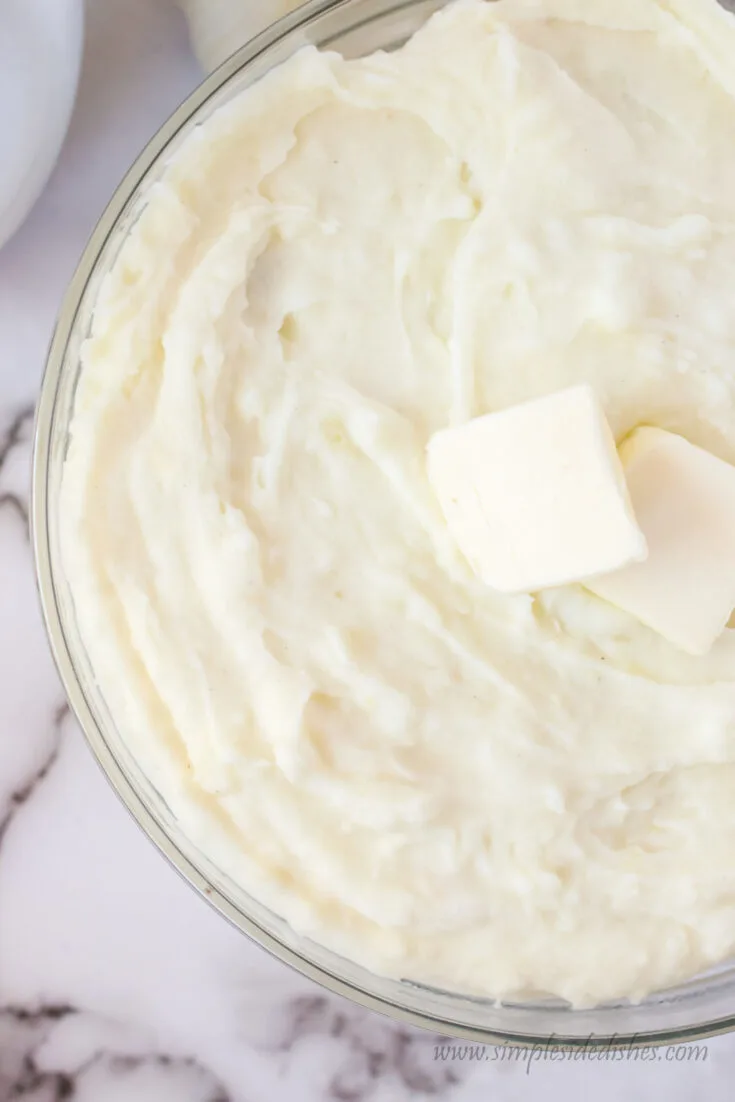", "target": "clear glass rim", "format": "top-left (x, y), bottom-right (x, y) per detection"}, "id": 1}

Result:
top-left (31, 0), bottom-right (735, 1048)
